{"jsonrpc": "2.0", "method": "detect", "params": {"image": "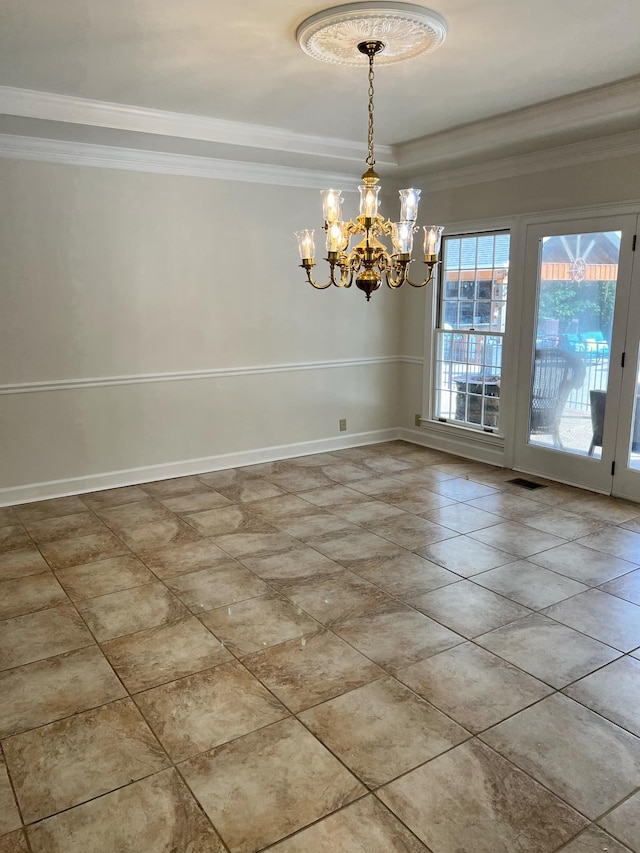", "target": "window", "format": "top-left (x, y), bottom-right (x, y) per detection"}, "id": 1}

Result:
top-left (433, 231), bottom-right (510, 431)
